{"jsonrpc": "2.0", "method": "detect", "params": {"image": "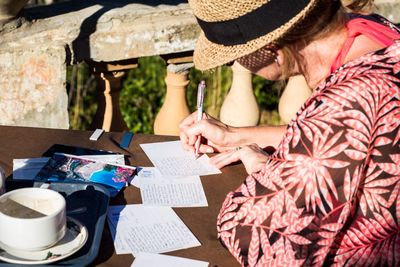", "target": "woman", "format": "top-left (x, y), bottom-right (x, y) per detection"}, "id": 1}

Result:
top-left (180, 0), bottom-right (400, 266)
